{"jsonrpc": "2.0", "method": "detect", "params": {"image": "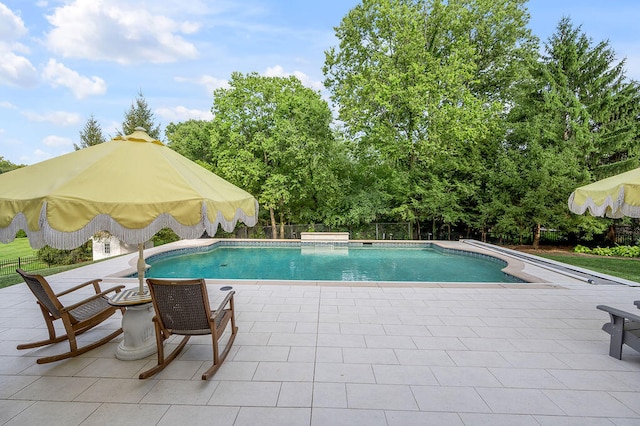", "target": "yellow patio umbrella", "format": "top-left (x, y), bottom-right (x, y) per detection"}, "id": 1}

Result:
top-left (568, 167), bottom-right (640, 218)
top-left (0, 128), bottom-right (258, 293)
